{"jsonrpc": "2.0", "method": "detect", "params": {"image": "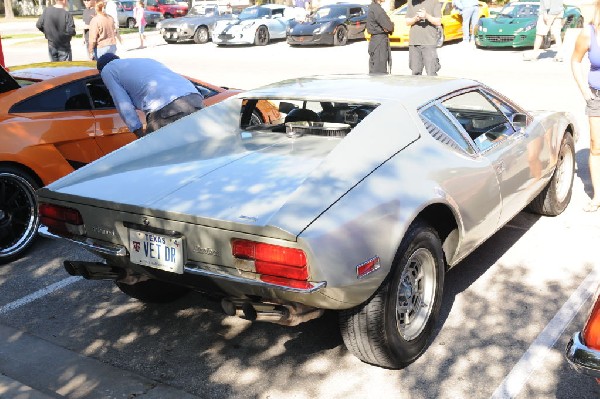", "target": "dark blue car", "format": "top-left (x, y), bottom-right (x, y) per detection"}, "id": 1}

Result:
top-left (287, 3), bottom-right (368, 46)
